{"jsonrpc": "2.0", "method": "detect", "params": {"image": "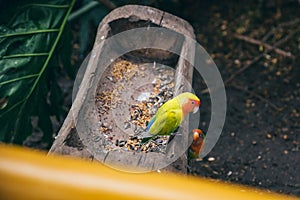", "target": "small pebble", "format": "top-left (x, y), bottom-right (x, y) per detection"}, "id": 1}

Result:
top-left (276, 71), bottom-right (281, 76)
top-left (208, 157), bottom-right (215, 162)
top-left (203, 164), bottom-right (209, 168)
top-left (266, 133), bottom-right (272, 139)
top-left (212, 170), bottom-right (219, 175)
top-left (263, 164), bottom-right (267, 169)
top-left (234, 59), bottom-right (240, 65)
top-left (282, 134), bottom-right (288, 140)
top-left (257, 155), bottom-right (262, 160)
